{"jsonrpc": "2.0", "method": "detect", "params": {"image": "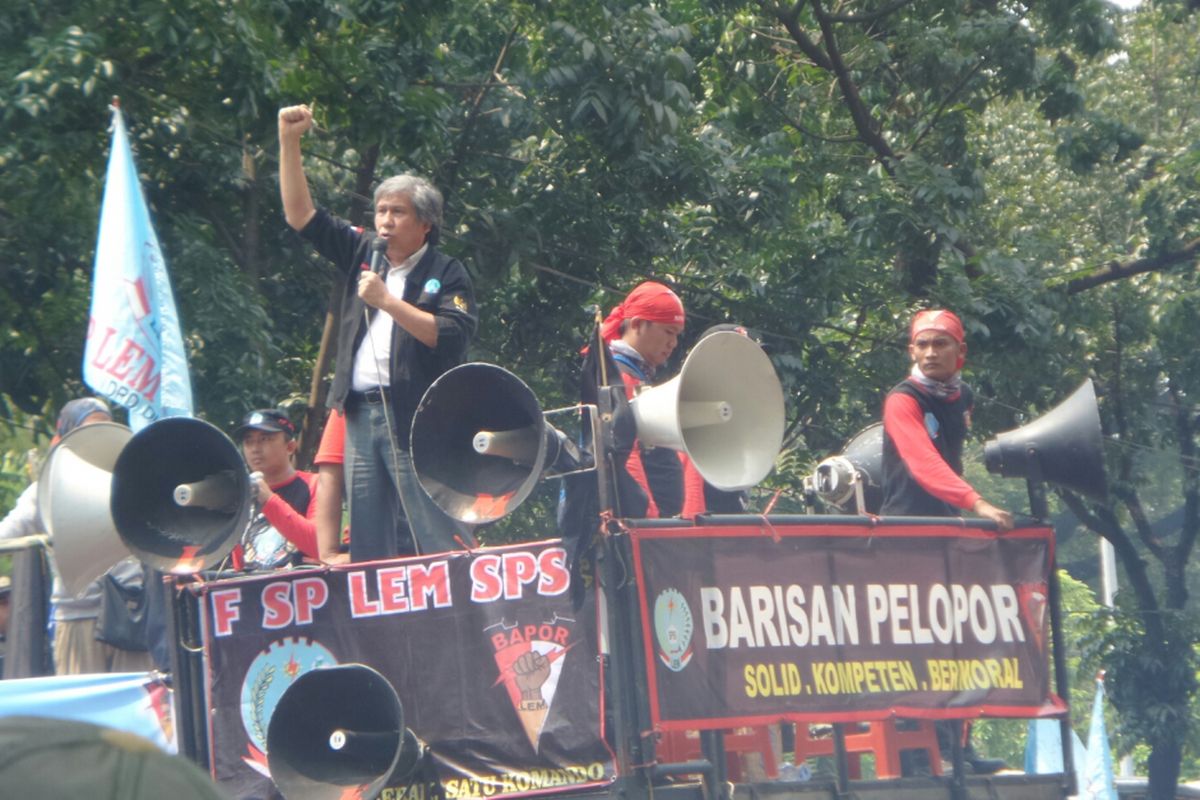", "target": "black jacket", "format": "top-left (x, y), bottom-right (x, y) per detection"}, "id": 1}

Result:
top-left (300, 209), bottom-right (478, 444)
